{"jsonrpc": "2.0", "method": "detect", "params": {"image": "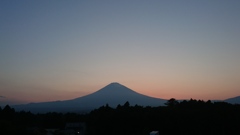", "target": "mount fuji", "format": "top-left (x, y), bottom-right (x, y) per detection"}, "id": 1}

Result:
top-left (224, 96), bottom-right (240, 104)
top-left (13, 82), bottom-right (167, 113)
